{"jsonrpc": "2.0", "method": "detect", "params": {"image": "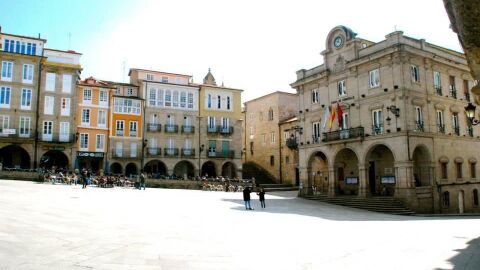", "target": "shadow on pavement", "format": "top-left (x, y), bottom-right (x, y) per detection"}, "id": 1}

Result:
top-left (434, 236), bottom-right (480, 270)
